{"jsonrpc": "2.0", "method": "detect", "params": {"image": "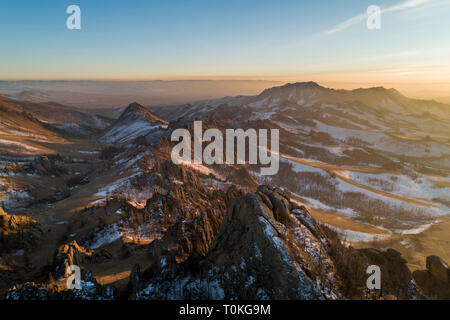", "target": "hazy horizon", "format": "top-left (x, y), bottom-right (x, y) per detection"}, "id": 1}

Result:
top-left (1, 79), bottom-right (449, 108)
top-left (2, 0), bottom-right (450, 100)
